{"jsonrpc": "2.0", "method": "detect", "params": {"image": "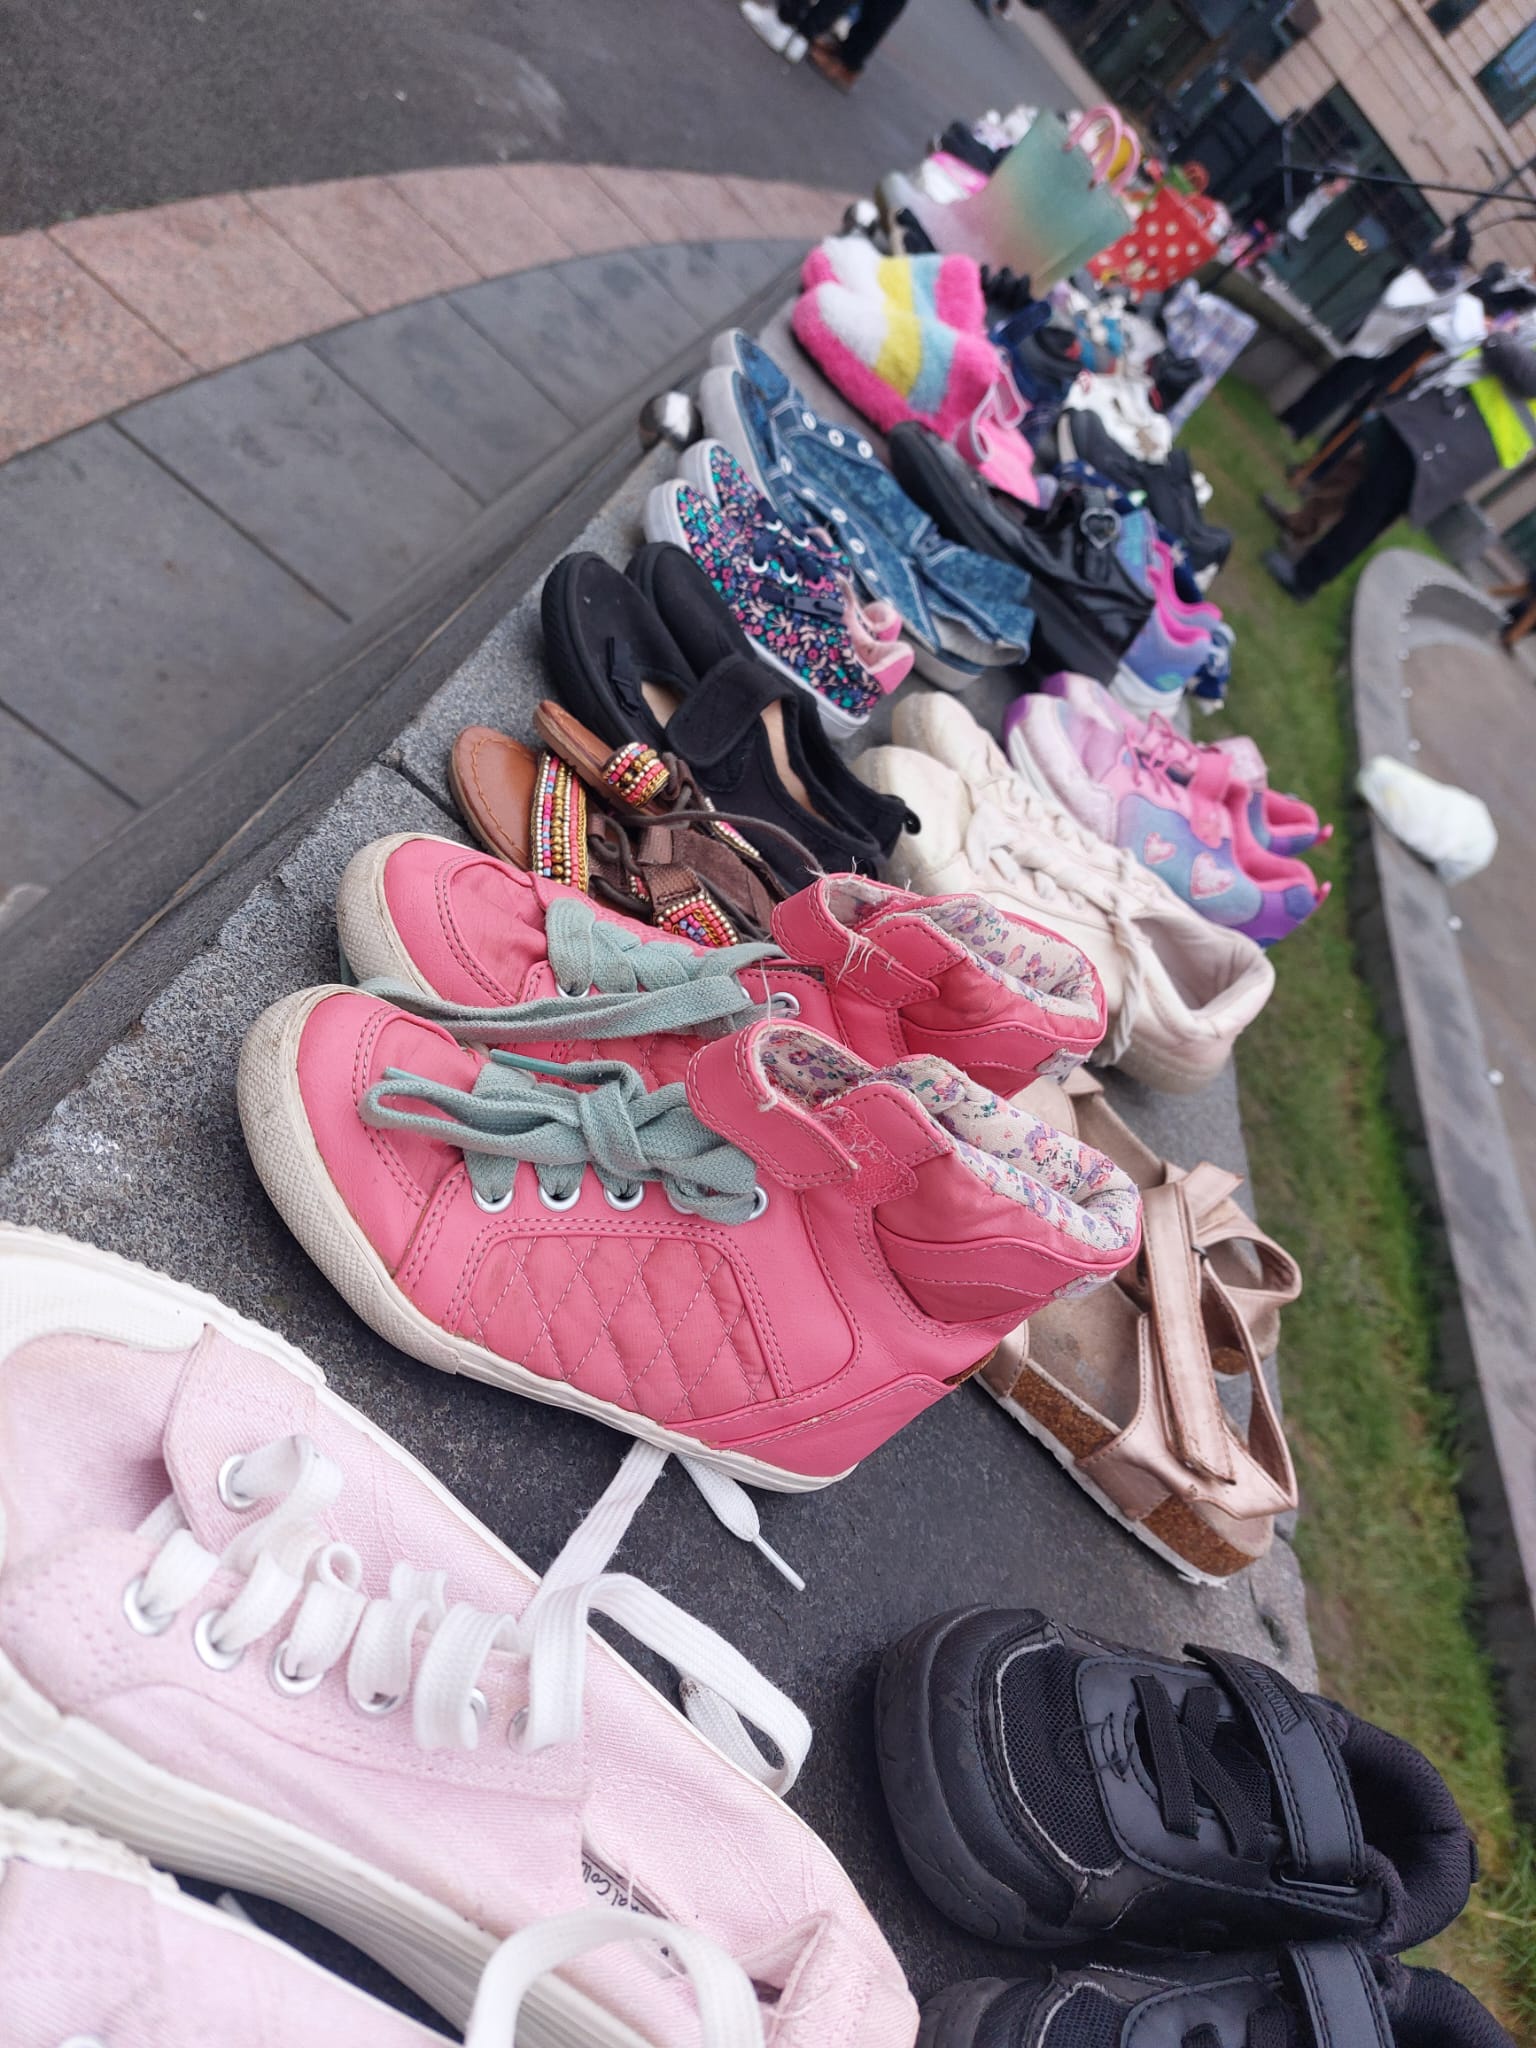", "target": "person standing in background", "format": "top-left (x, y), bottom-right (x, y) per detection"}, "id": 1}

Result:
top-left (739, 0), bottom-right (911, 90)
